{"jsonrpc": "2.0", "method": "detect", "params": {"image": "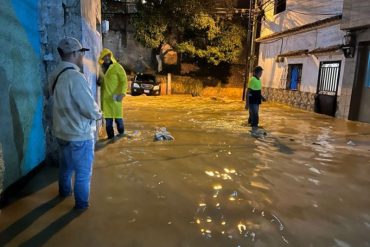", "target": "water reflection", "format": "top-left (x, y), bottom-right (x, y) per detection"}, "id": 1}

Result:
top-left (194, 167), bottom-right (290, 245)
top-left (90, 96), bottom-right (370, 246)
